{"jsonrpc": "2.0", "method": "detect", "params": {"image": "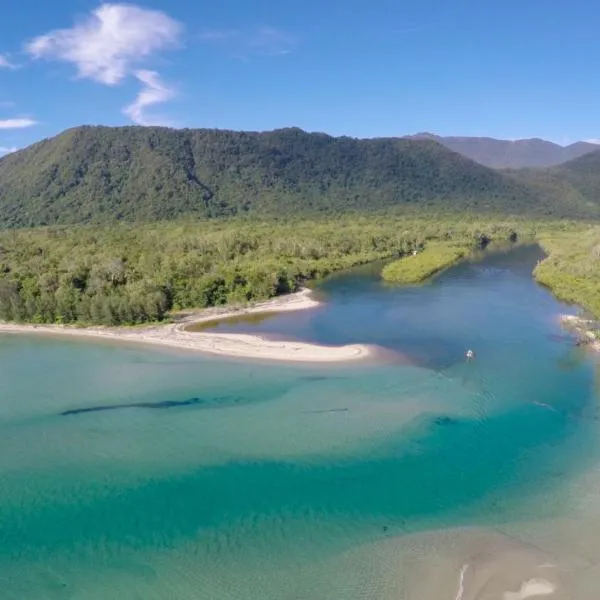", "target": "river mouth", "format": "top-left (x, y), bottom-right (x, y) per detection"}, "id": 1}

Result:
top-left (0, 242), bottom-right (598, 598)
top-left (190, 243), bottom-right (552, 369)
